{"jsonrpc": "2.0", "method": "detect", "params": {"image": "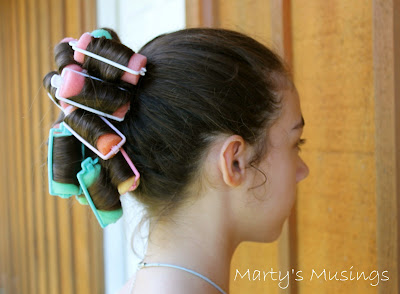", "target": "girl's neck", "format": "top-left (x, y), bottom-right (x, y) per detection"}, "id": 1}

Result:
top-left (137, 196), bottom-right (237, 293)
